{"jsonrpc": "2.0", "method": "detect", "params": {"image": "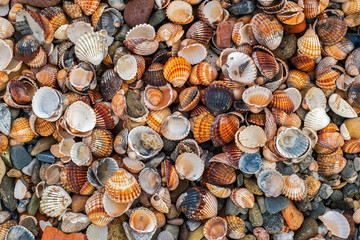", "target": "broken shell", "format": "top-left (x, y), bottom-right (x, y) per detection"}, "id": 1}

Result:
top-left (203, 217), bottom-right (227, 240)
top-left (242, 86), bottom-right (273, 113)
top-left (129, 207), bottom-right (157, 234)
top-left (70, 142), bottom-right (92, 166)
top-left (175, 152), bottom-right (204, 181)
top-left (238, 153), bottom-right (262, 174)
top-left (144, 84), bottom-right (177, 111)
top-left (225, 52), bottom-right (257, 85)
top-left (257, 170), bottom-right (285, 197)
top-left (103, 192), bottom-right (132, 217)
top-left (150, 187), bottom-right (171, 213)
top-left (87, 157), bottom-right (119, 187)
top-left (282, 174), bottom-right (307, 201)
top-left (319, 211), bottom-right (350, 239)
top-left (85, 191), bottom-right (114, 228)
top-left (178, 39), bottom-right (207, 65)
top-left (40, 185), bottom-right (72, 218)
top-left (161, 160), bottom-right (179, 191)
top-left (302, 87), bottom-right (327, 110)
top-left (128, 126), bottom-right (163, 160)
top-left (329, 93), bottom-right (357, 118)
top-left (225, 216), bottom-right (245, 239)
